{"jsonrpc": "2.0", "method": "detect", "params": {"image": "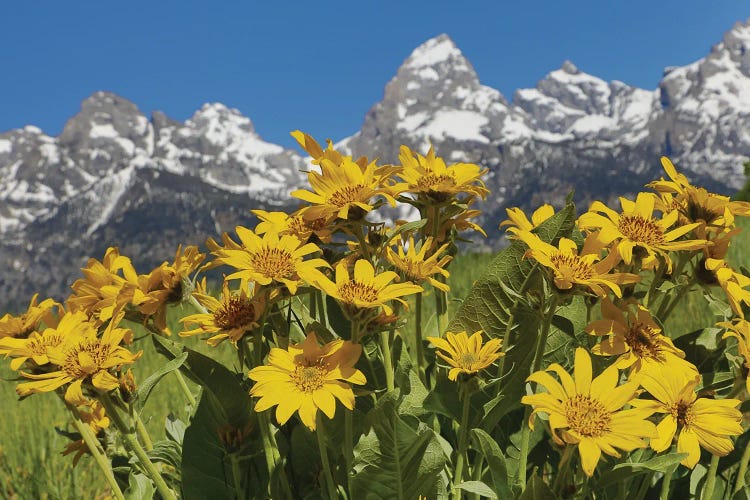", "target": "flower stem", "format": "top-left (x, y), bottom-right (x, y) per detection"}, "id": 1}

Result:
top-left (452, 384), bottom-right (472, 499)
top-left (316, 413), bottom-right (338, 500)
top-left (415, 292), bottom-right (427, 386)
top-left (702, 454), bottom-right (720, 500)
top-left (660, 466), bottom-right (675, 500)
top-left (496, 263), bottom-right (539, 379)
top-left (99, 393), bottom-right (176, 500)
top-left (435, 284), bottom-right (448, 336)
top-left (230, 453), bottom-right (244, 499)
top-left (344, 410), bottom-right (354, 491)
top-left (553, 444), bottom-right (575, 494)
top-left (656, 276), bottom-right (697, 322)
top-left (174, 369), bottom-right (197, 408)
top-left (517, 293), bottom-right (559, 491)
top-left (380, 331), bottom-right (395, 391)
top-left (134, 413), bottom-right (154, 451)
top-left (735, 440), bottom-right (750, 492)
top-left (67, 403), bottom-right (125, 500)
